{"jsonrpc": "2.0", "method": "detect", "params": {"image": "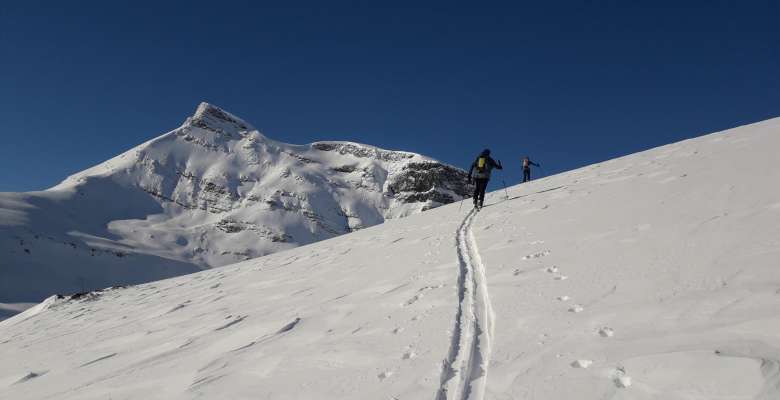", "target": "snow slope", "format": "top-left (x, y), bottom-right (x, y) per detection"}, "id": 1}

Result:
top-left (1, 117), bottom-right (779, 399)
top-left (0, 103), bottom-right (469, 310)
